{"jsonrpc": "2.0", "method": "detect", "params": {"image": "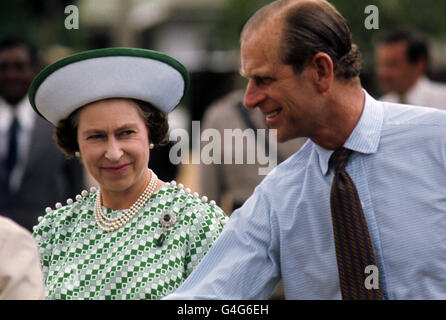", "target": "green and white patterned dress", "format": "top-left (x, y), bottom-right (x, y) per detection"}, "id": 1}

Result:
top-left (33, 182), bottom-right (228, 300)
